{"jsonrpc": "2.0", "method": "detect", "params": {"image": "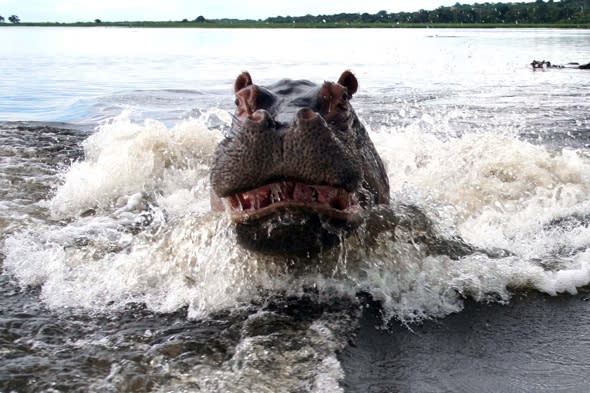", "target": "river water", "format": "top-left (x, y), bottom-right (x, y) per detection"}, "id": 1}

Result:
top-left (1, 27), bottom-right (590, 392)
